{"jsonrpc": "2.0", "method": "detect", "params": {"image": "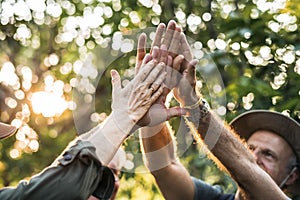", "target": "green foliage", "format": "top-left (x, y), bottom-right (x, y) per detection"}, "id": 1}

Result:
top-left (0, 0), bottom-right (299, 199)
